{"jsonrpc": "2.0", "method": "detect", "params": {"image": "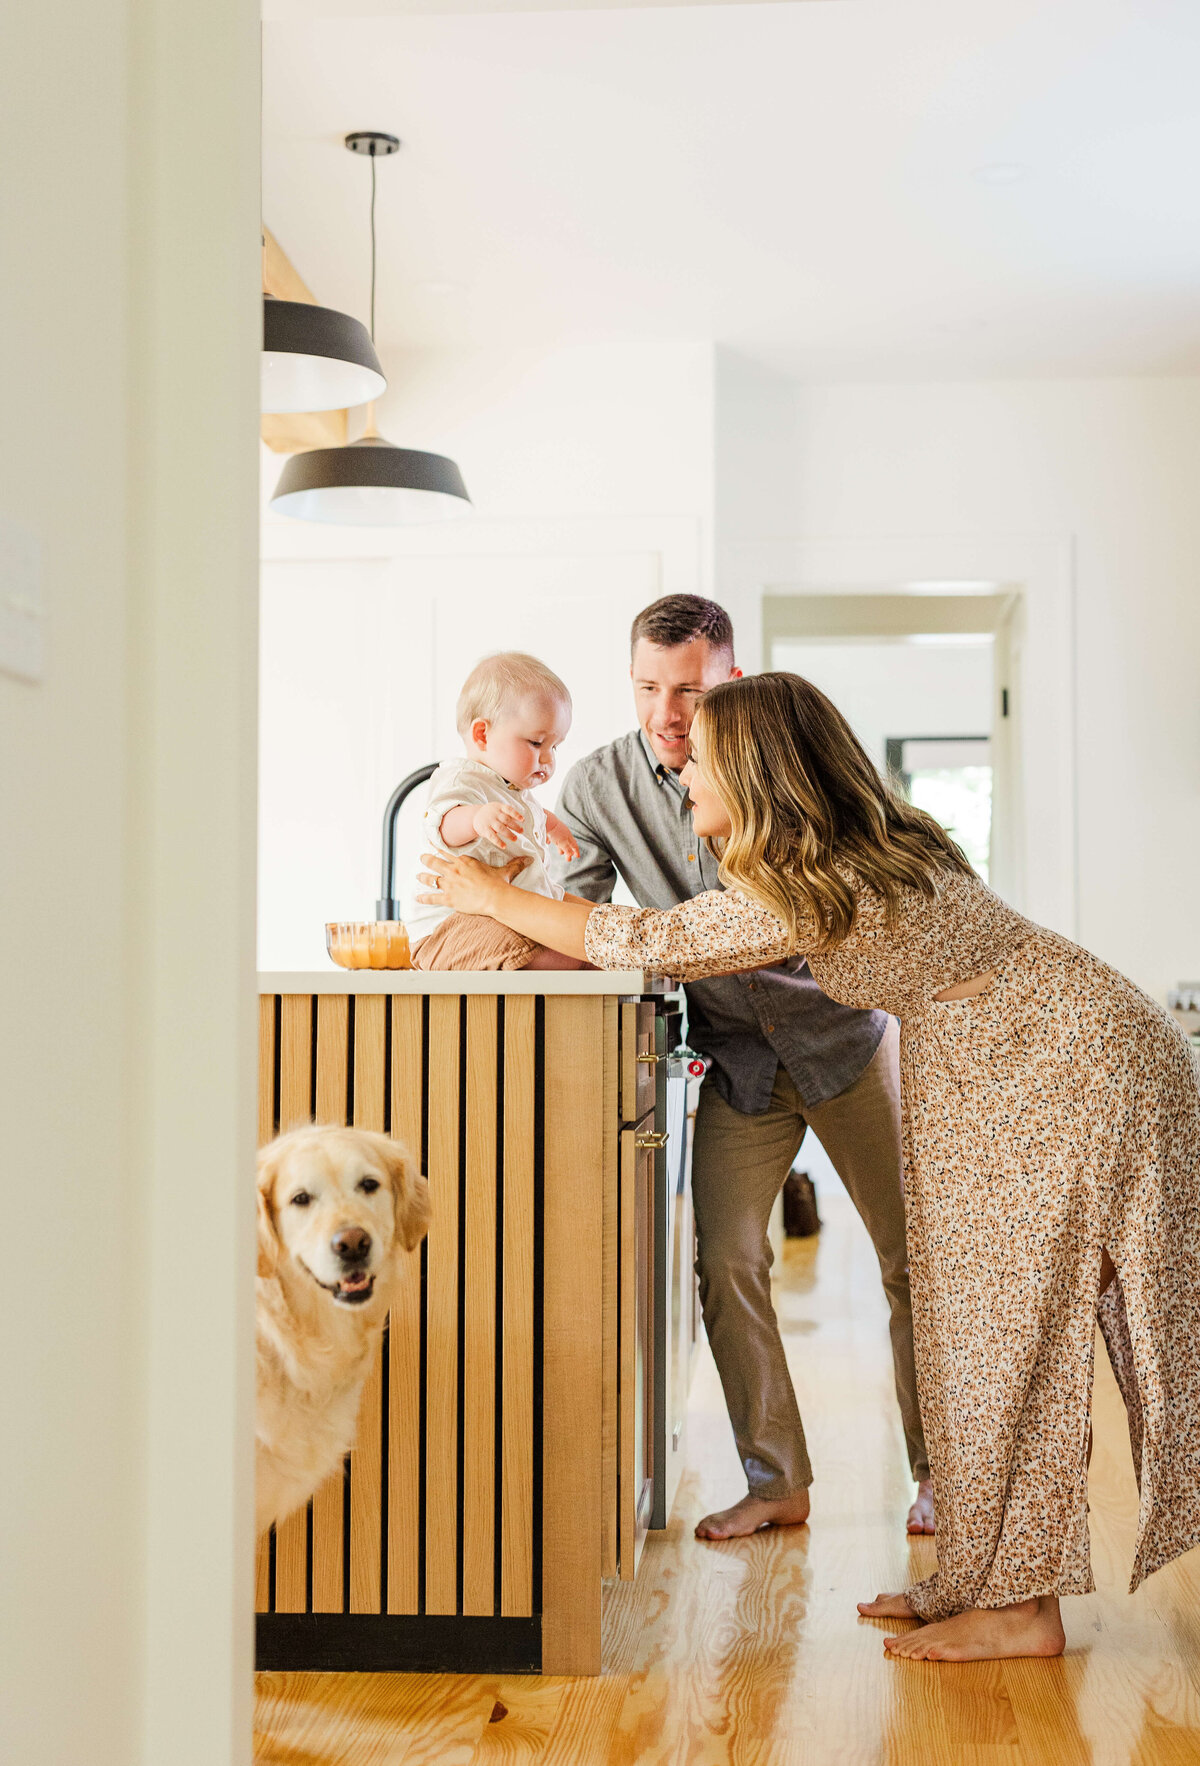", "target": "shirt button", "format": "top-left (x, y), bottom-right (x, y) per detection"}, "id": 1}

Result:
top-left (766, 1024), bottom-right (775, 1033)
top-left (747, 982), bottom-right (756, 990)
top-left (687, 854), bottom-right (695, 863)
